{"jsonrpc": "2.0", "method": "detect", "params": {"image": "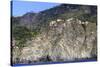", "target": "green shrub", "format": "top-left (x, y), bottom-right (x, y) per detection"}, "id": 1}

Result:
top-left (12, 26), bottom-right (39, 49)
top-left (75, 14), bottom-right (97, 23)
